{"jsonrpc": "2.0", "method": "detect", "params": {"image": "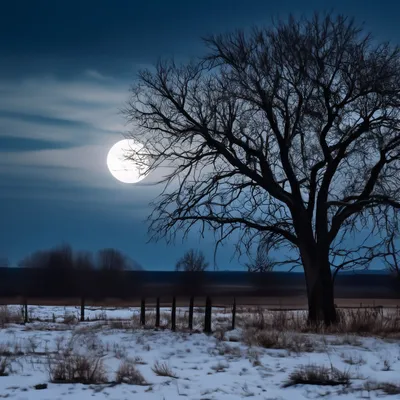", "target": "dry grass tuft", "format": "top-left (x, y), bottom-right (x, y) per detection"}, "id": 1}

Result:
top-left (115, 361), bottom-right (147, 385)
top-left (283, 364), bottom-right (351, 388)
top-left (0, 356), bottom-right (12, 376)
top-left (363, 380), bottom-right (400, 395)
top-left (47, 350), bottom-right (107, 384)
top-left (243, 328), bottom-right (316, 353)
top-left (151, 360), bottom-right (178, 378)
top-left (341, 353), bottom-right (366, 366)
top-left (0, 306), bottom-right (23, 327)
